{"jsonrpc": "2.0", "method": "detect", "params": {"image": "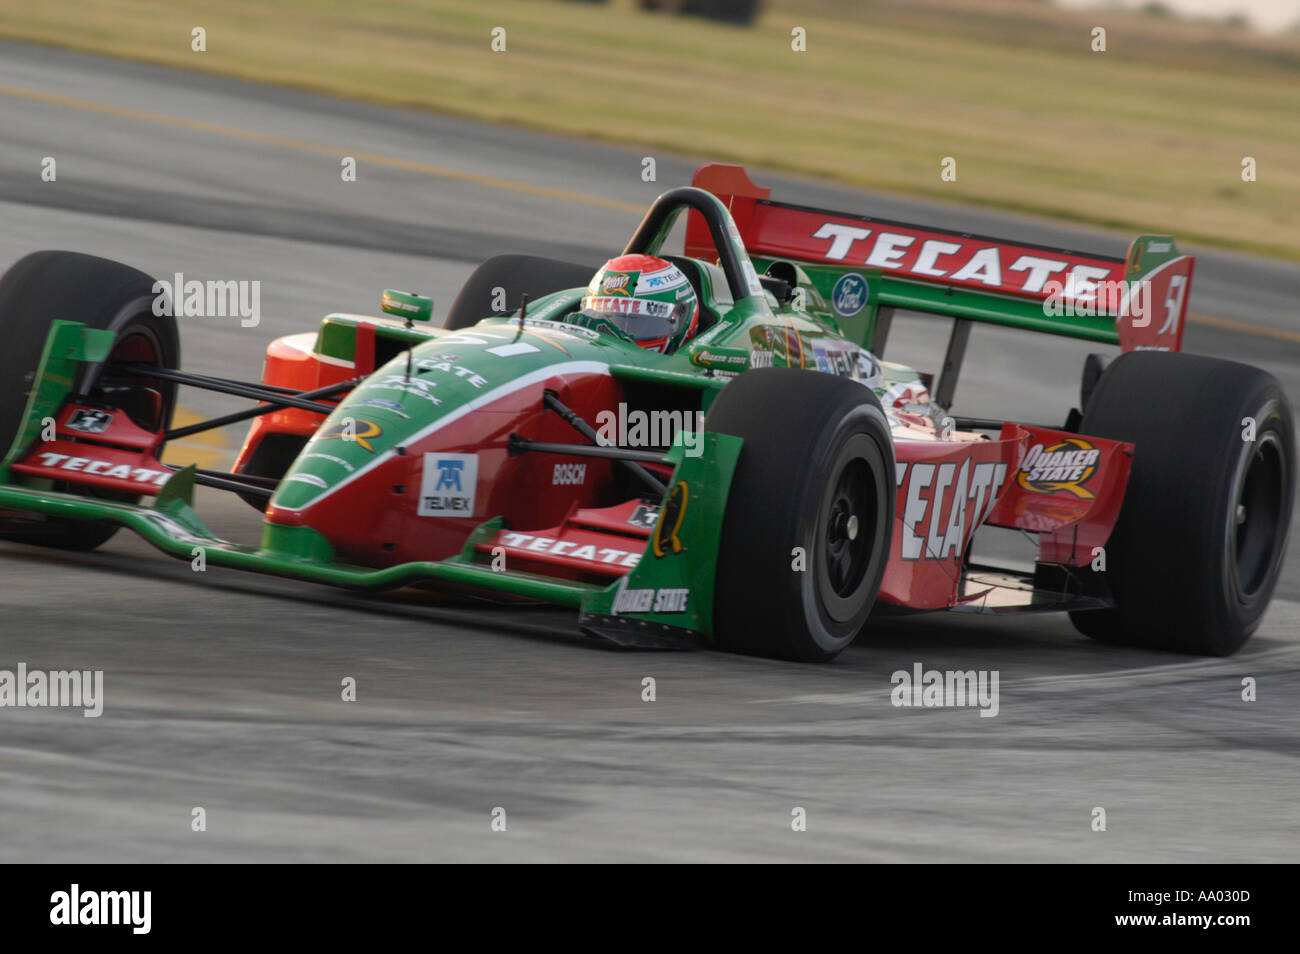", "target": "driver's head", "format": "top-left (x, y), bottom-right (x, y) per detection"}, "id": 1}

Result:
top-left (568, 254), bottom-right (699, 354)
